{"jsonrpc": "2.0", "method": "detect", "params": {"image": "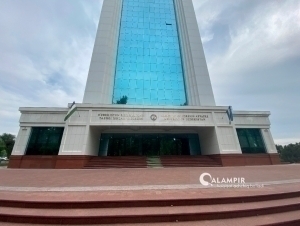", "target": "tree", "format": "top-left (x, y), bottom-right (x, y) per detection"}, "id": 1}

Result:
top-left (0, 133), bottom-right (16, 158)
top-left (180, 102), bottom-right (188, 106)
top-left (276, 142), bottom-right (300, 163)
top-left (0, 138), bottom-right (6, 157)
top-left (116, 95), bottom-right (128, 104)
top-left (276, 144), bottom-right (283, 155)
